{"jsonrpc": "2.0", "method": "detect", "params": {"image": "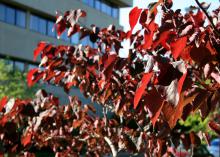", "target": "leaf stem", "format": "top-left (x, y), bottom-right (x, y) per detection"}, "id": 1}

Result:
top-left (194, 0), bottom-right (220, 36)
